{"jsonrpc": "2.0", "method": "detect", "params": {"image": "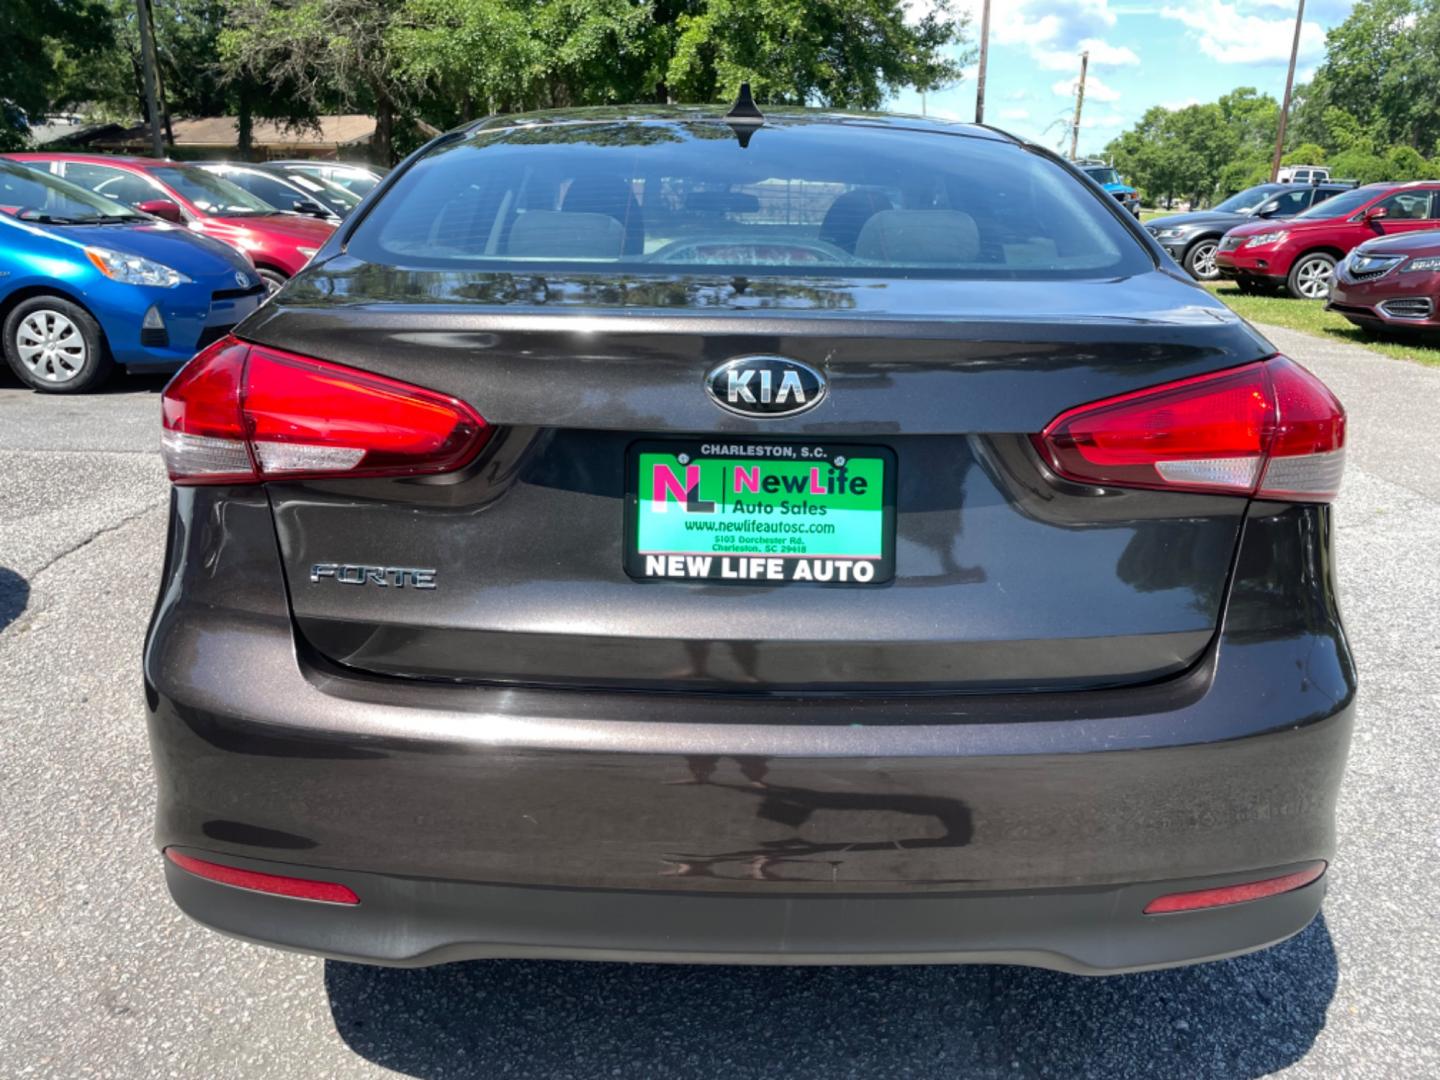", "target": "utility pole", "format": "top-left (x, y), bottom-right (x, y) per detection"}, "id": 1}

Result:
top-left (135, 0), bottom-right (165, 158)
top-left (1070, 51), bottom-right (1089, 161)
top-left (1271, 0), bottom-right (1306, 181)
top-left (974, 0), bottom-right (992, 124)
